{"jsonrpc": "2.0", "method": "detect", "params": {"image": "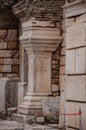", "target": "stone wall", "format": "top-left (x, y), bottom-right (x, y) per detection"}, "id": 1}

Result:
top-left (0, 9), bottom-right (19, 78)
top-left (63, 0), bottom-right (86, 129)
